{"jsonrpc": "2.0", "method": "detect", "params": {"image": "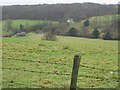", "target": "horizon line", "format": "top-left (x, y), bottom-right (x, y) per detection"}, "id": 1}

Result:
top-left (1, 2), bottom-right (119, 6)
